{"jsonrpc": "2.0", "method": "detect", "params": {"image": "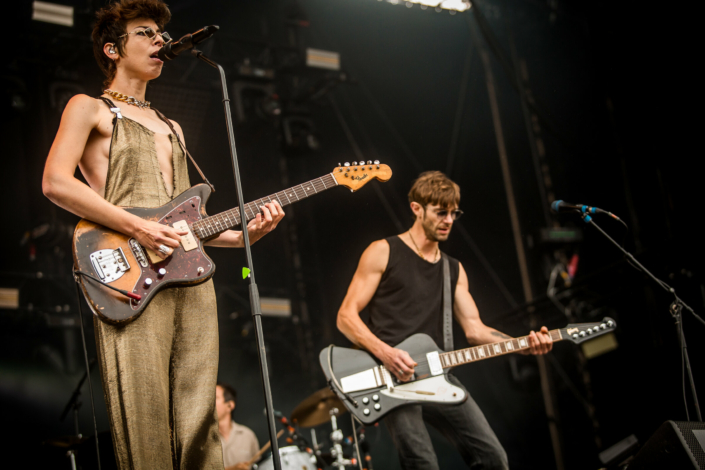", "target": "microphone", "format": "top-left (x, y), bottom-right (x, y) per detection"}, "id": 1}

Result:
top-left (551, 200), bottom-right (621, 220)
top-left (158, 25), bottom-right (219, 61)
